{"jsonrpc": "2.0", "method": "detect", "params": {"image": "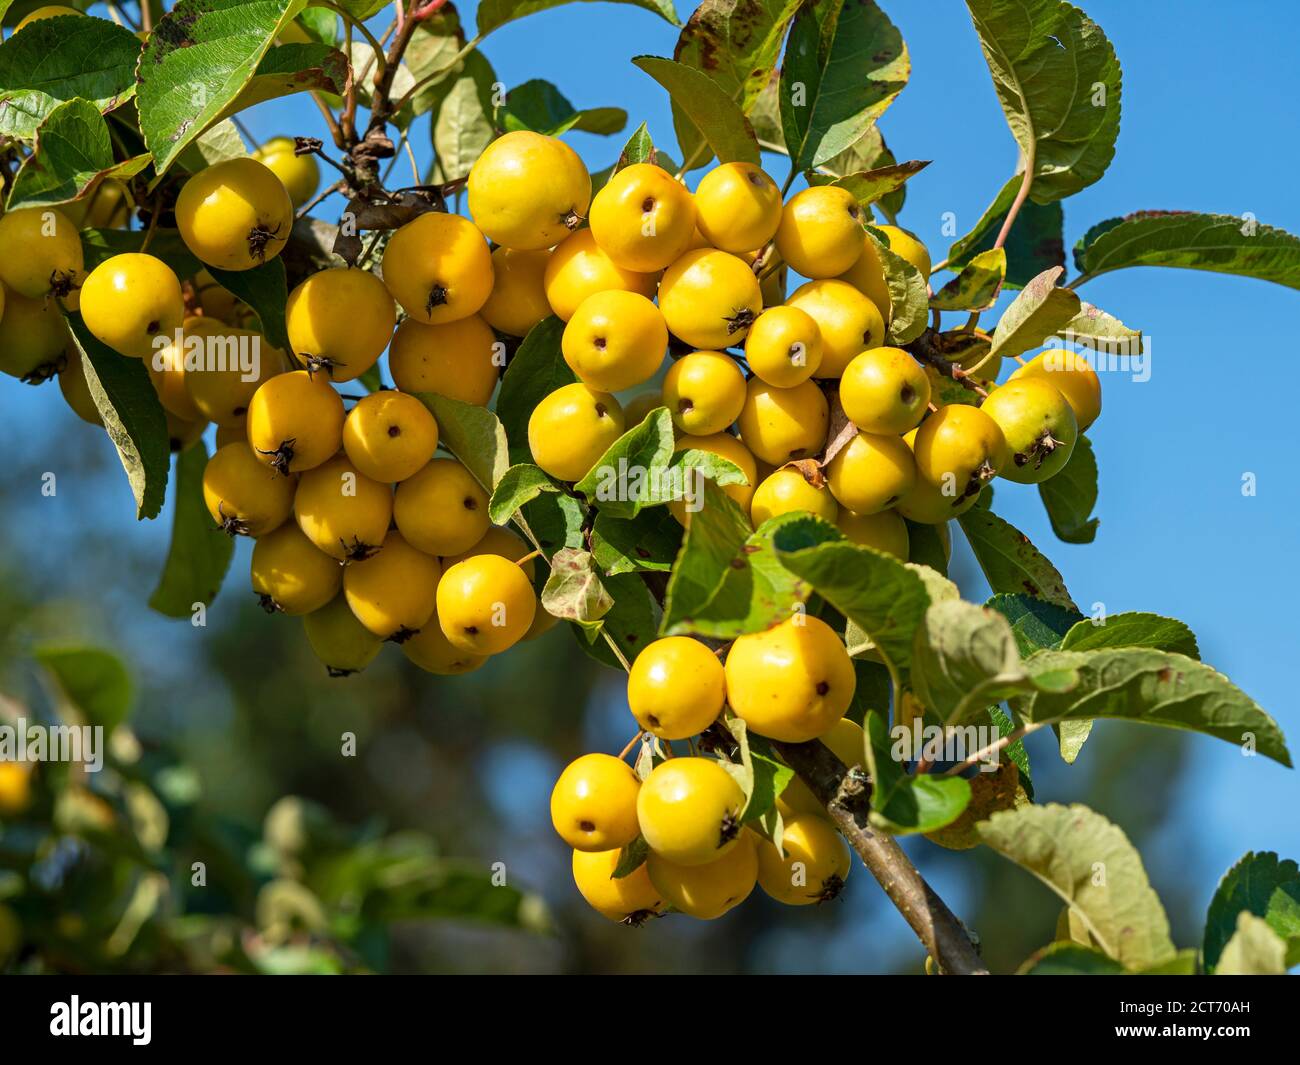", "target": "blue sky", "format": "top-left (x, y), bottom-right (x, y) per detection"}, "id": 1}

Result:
top-left (3, 0), bottom-right (1296, 967)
